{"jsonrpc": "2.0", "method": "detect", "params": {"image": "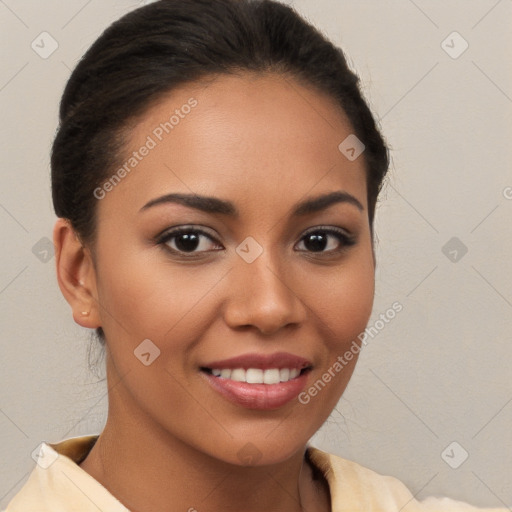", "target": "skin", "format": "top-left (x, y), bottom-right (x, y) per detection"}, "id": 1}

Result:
top-left (54, 72), bottom-right (376, 512)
